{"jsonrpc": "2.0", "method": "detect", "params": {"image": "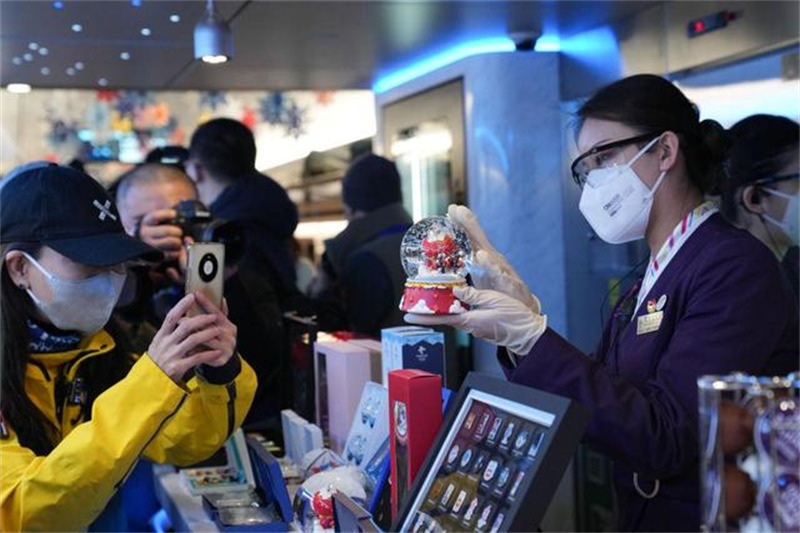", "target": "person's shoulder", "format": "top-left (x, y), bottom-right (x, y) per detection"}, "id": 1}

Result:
top-left (692, 214), bottom-right (783, 279)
